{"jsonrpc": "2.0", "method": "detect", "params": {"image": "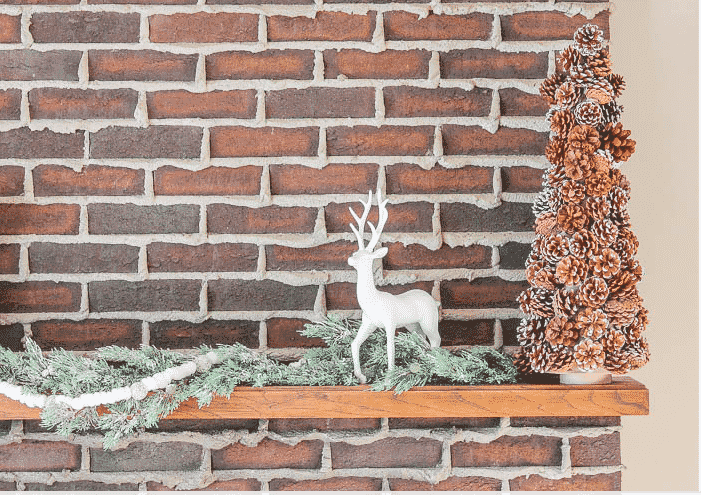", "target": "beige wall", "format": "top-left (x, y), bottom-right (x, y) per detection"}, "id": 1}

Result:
top-left (608, 0), bottom-right (699, 491)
